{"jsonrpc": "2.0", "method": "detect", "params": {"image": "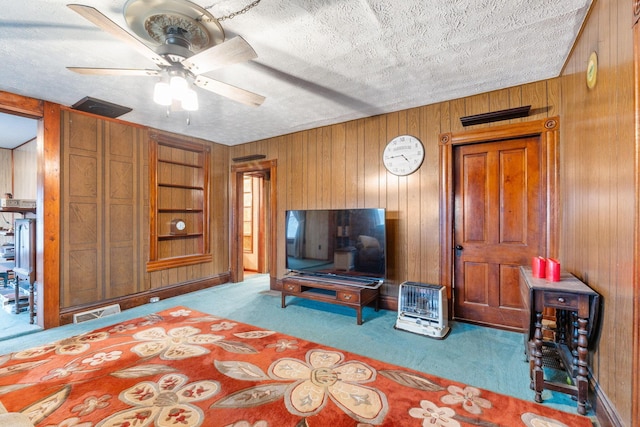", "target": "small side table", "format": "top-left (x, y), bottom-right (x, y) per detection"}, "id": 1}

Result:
top-left (519, 266), bottom-right (600, 415)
